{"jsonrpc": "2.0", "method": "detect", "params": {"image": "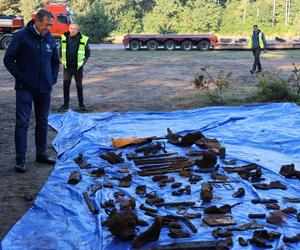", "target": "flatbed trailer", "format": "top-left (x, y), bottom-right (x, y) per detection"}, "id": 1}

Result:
top-left (123, 34), bottom-right (218, 51)
top-left (123, 34), bottom-right (300, 51)
top-left (215, 41), bottom-right (300, 50)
